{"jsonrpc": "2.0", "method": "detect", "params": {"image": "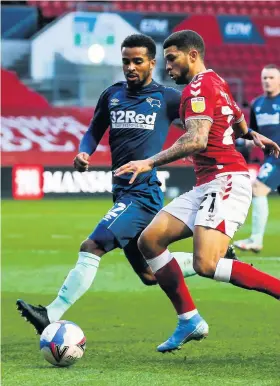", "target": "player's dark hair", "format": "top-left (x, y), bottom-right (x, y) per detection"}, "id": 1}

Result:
top-left (163, 30), bottom-right (205, 60)
top-left (263, 64), bottom-right (280, 72)
top-left (121, 34), bottom-right (156, 59)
